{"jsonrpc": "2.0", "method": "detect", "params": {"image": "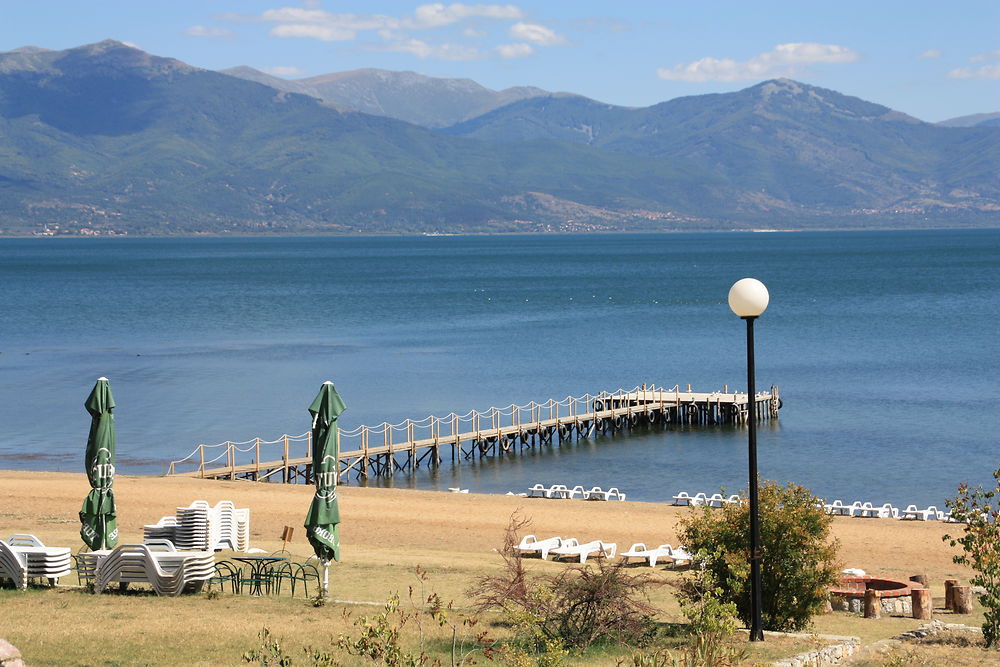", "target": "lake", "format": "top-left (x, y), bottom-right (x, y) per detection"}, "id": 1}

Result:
top-left (0, 230), bottom-right (996, 506)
